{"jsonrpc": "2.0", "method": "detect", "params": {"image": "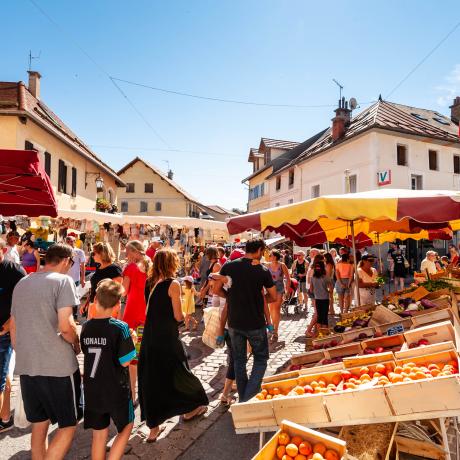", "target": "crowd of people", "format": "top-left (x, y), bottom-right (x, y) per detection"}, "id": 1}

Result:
top-left (1, 232), bottom-right (460, 459)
